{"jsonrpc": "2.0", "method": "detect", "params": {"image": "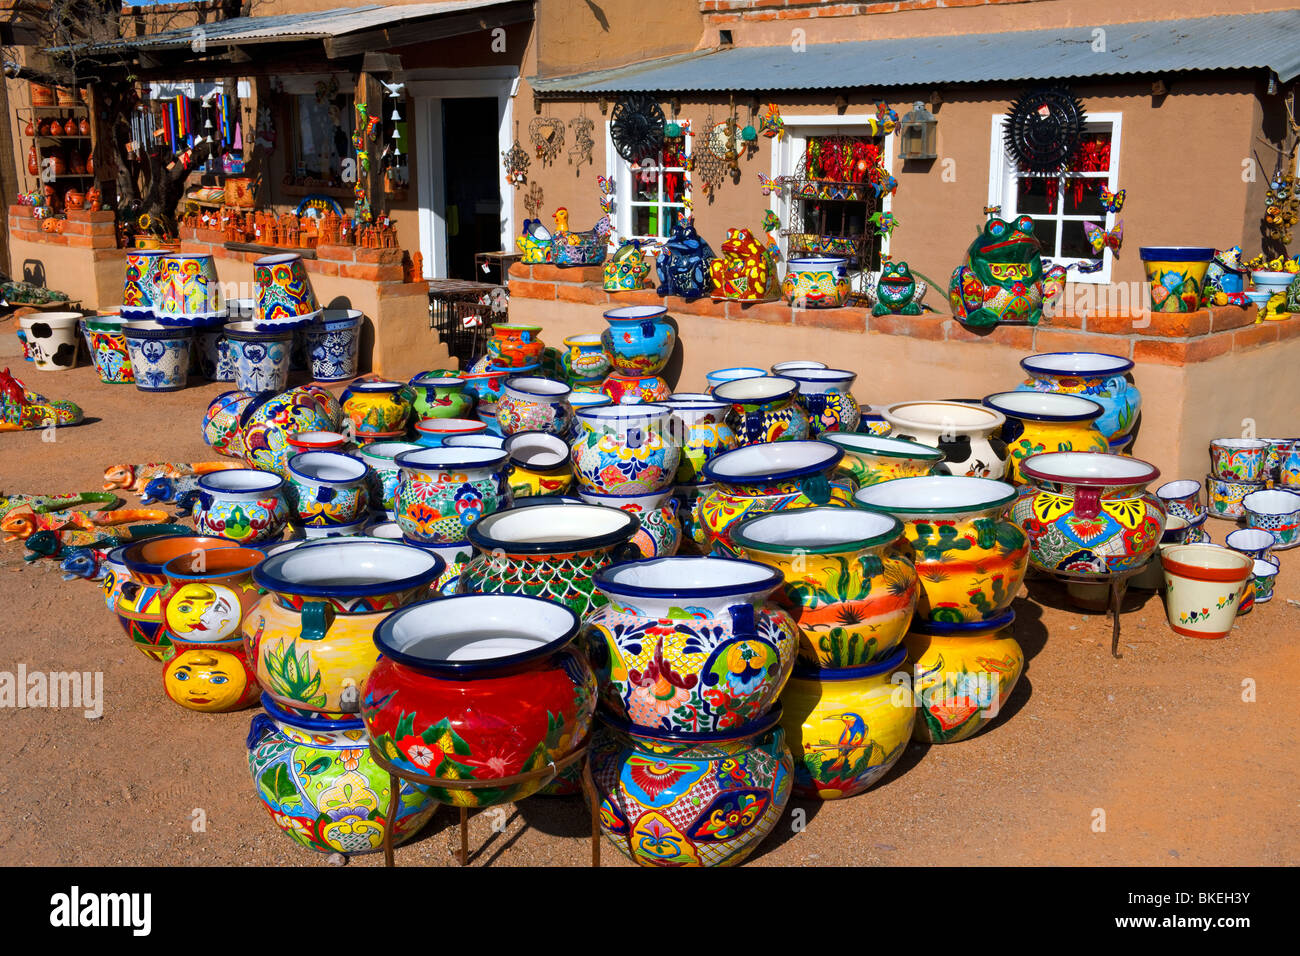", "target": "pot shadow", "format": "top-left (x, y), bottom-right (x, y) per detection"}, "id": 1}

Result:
top-left (514, 791), bottom-right (596, 840)
top-left (1009, 594), bottom-right (1049, 662)
top-left (661, 315), bottom-right (683, 392)
top-left (1023, 574), bottom-right (1157, 617)
top-left (982, 672), bottom-right (1033, 732)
